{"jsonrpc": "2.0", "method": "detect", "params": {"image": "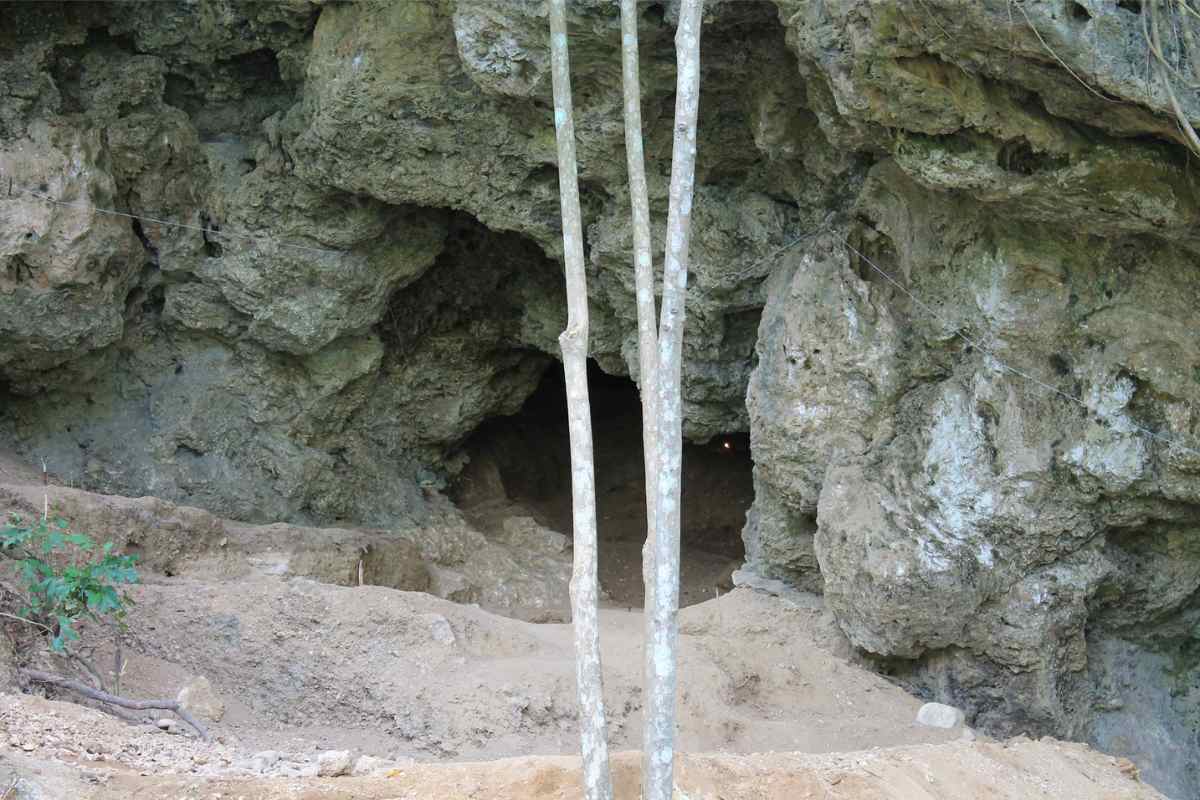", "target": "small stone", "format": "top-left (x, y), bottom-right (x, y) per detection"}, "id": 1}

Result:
top-left (20, 742), bottom-right (36, 751)
top-left (177, 676), bottom-right (226, 722)
top-left (316, 750), bottom-right (352, 777)
top-left (916, 702), bottom-right (965, 729)
top-left (428, 615), bottom-right (455, 645)
top-left (155, 719), bottom-right (176, 731)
